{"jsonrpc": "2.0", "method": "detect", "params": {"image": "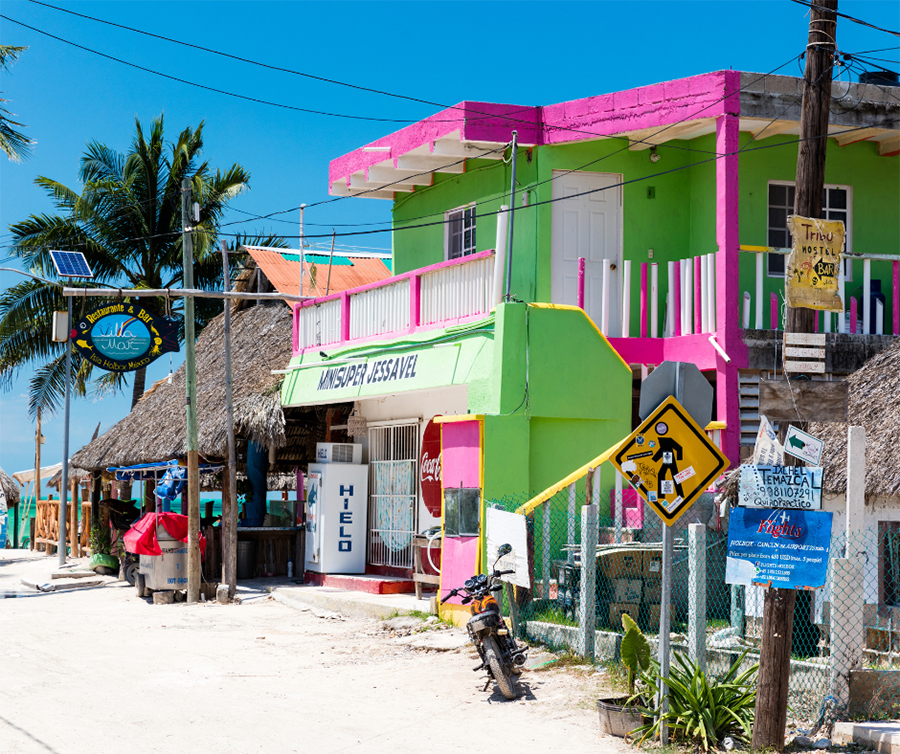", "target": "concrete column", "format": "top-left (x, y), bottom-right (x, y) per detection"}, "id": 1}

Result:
top-left (830, 557), bottom-right (864, 712)
top-left (578, 504), bottom-right (599, 660)
top-left (688, 523), bottom-right (708, 672)
top-left (846, 426), bottom-right (866, 553)
top-left (714, 102), bottom-right (749, 467)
